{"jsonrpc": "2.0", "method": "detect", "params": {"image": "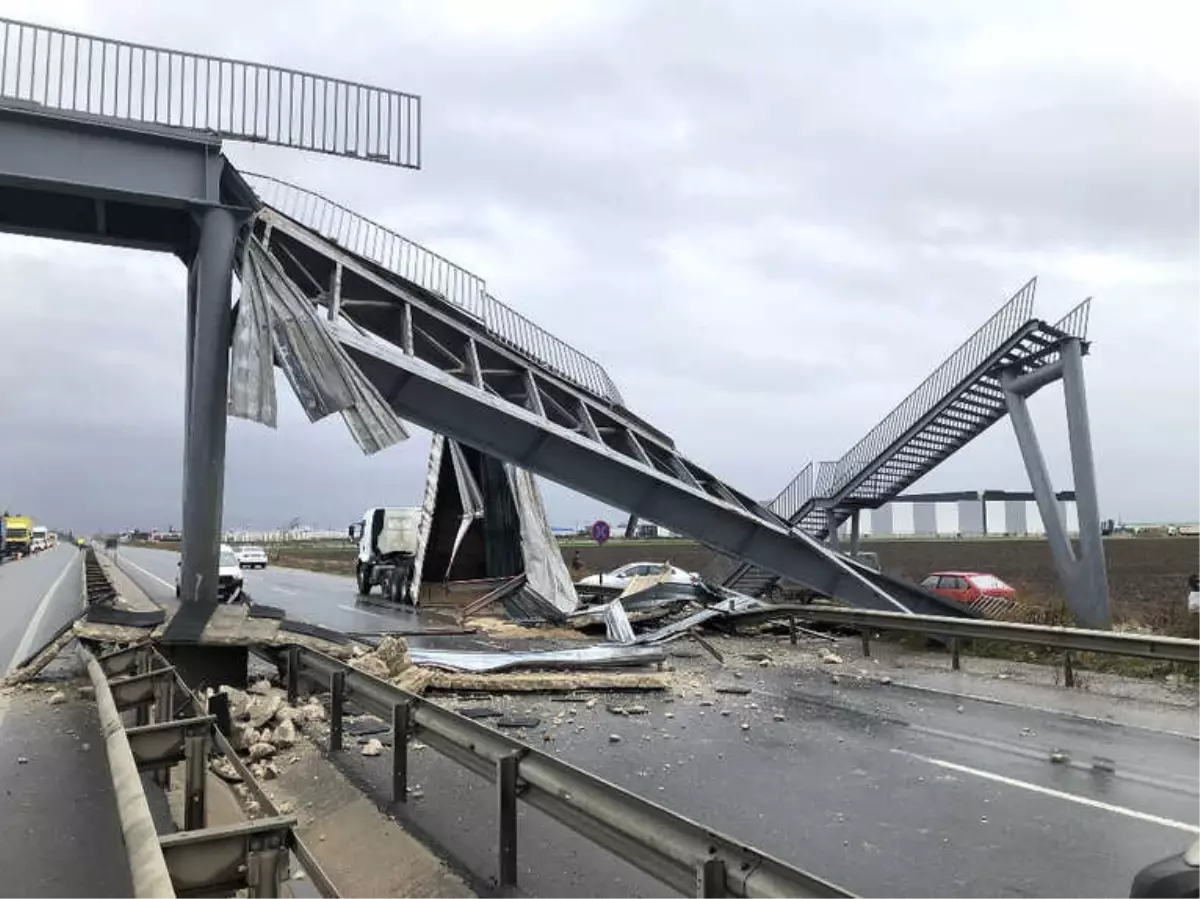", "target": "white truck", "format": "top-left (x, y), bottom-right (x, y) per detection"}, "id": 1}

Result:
top-left (349, 507), bottom-right (423, 604)
top-left (30, 526), bottom-right (48, 554)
